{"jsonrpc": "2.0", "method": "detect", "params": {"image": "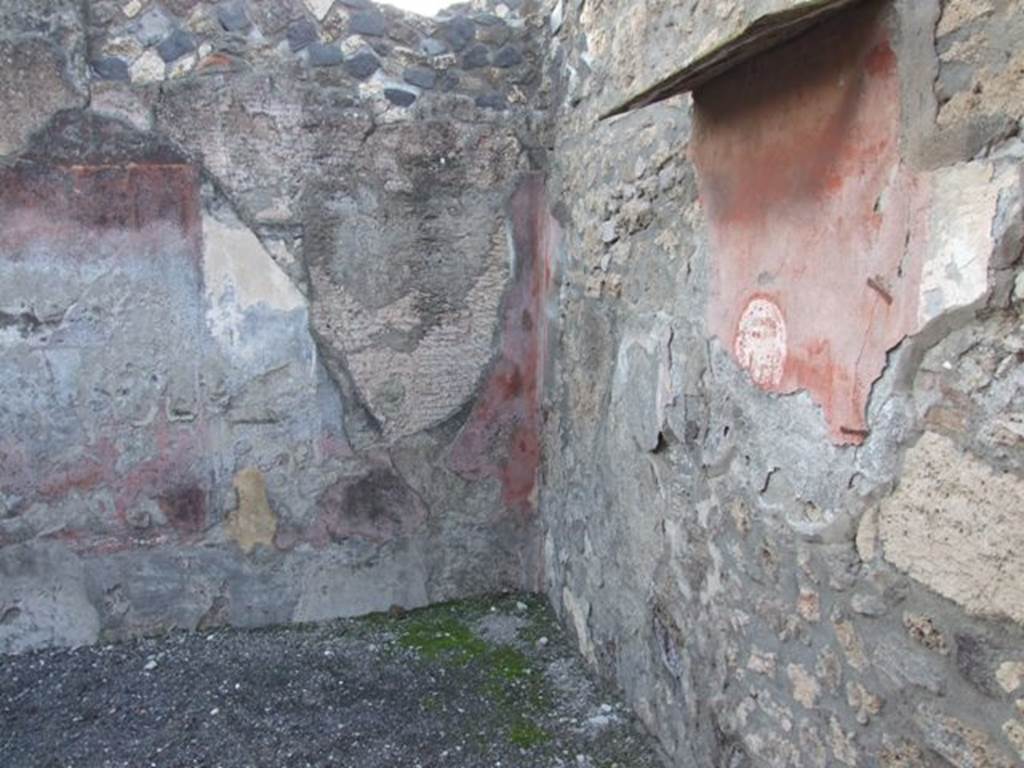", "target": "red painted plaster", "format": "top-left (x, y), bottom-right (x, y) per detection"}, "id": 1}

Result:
top-left (692, 5), bottom-right (926, 444)
top-left (0, 163), bottom-right (201, 254)
top-left (449, 174), bottom-right (558, 514)
top-left (0, 160), bottom-right (208, 552)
